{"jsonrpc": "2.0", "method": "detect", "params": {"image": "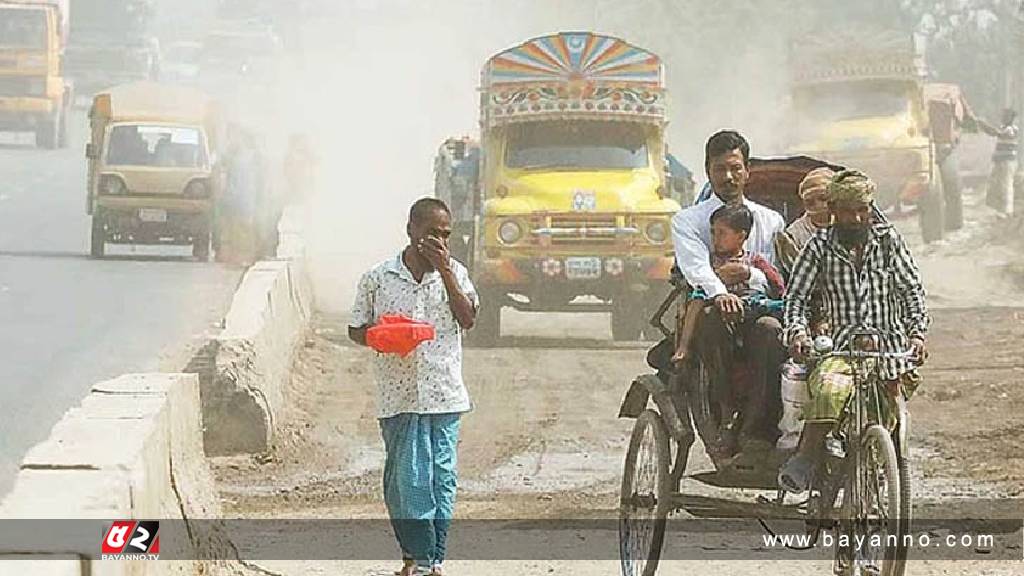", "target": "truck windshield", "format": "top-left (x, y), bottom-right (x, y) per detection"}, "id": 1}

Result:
top-left (505, 122), bottom-right (649, 170)
top-left (798, 83), bottom-right (910, 123)
top-left (0, 9), bottom-right (47, 50)
top-left (106, 125), bottom-right (208, 168)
